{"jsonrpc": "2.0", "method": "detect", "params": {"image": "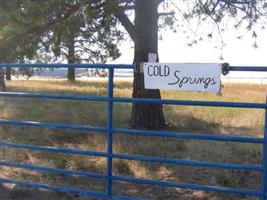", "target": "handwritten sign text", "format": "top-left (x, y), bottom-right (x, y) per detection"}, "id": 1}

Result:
top-left (144, 63), bottom-right (221, 93)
